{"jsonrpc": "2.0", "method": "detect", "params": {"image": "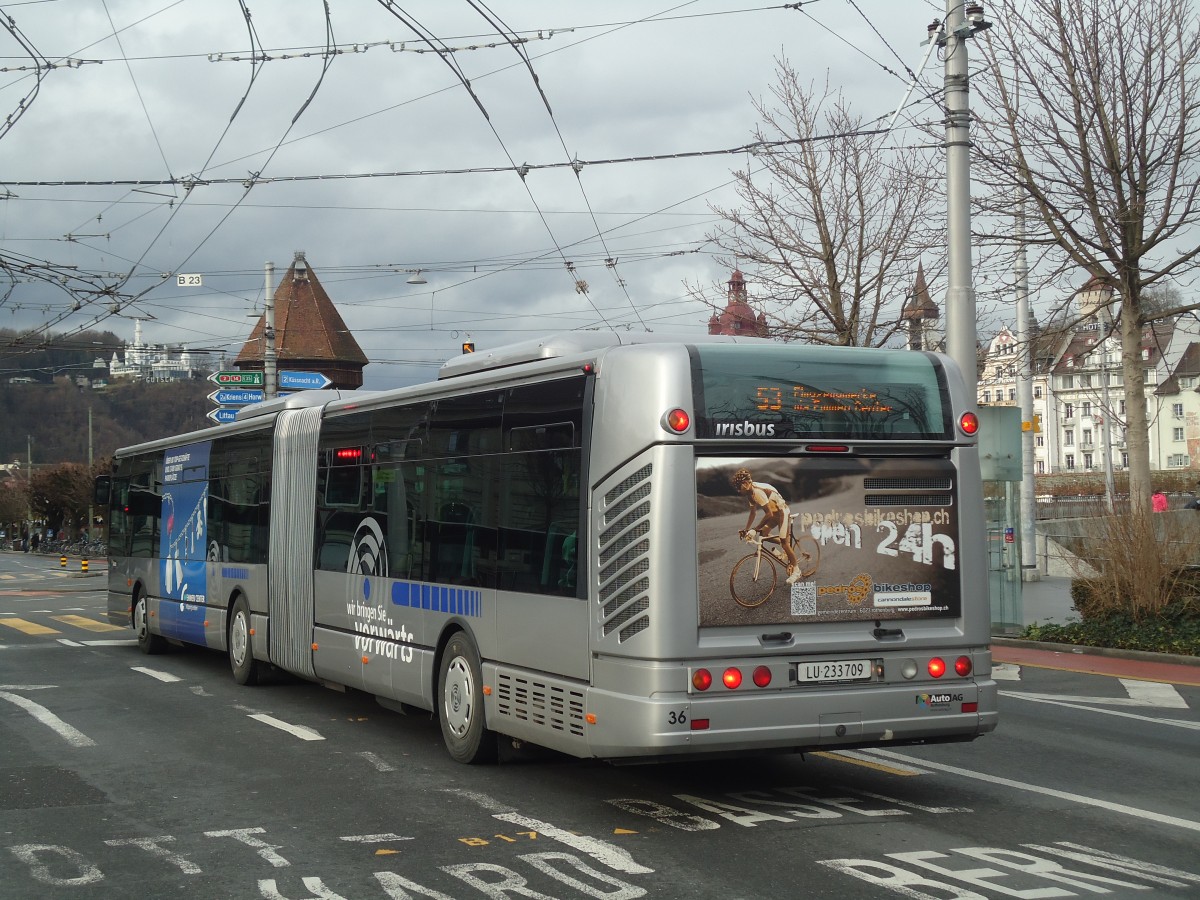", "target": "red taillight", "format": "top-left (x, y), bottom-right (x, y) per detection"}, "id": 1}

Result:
top-left (334, 447), bottom-right (363, 463)
top-left (664, 408), bottom-right (691, 434)
top-left (954, 656), bottom-right (972, 676)
top-left (692, 669), bottom-right (713, 691)
top-left (690, 718), bottom-right (710, 731)
top-left (962, 702), bottom-right (978, 713)
top-left (752, 665), bottom-right (772, 687)
top-left (959, 412), bottom-right (979, 436)
top-left (722, 667), bottom-right (742, 689)
top-left (928, 657), bottom-right (946, 678)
